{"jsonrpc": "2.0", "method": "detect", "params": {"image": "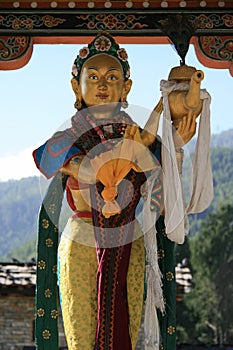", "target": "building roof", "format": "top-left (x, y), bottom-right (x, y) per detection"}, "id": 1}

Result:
top-left (175, 264), bottom-right (193, 292)
top-left (0, 262), bottom-right (36, 295)
top-left (0, 261), bottom-right (192, 296)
